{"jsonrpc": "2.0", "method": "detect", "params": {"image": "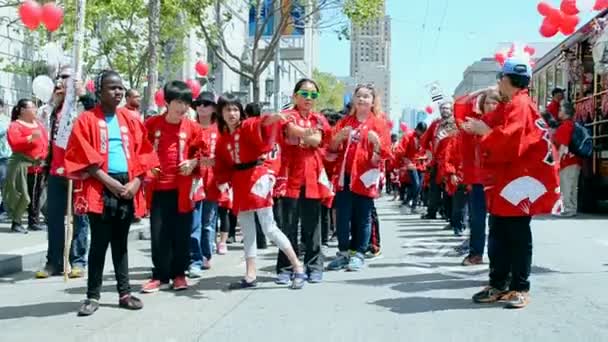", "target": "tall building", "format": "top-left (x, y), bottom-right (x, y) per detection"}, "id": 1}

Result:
top-left (350, 1), bottom-right (391, 113)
